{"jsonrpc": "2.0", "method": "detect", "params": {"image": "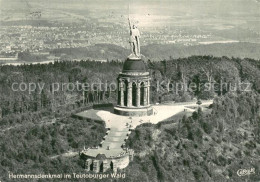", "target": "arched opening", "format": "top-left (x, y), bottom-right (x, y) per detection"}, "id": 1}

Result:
top-left (140, 82), bottom-right (145, 106)
top-left (132, 82), bottom-right (137, 106)
top-left (124, 80), bottom-right (128, 106)
top-left (110, 161), bottom-right (113, 170)
top-left (90, 162), bottom-right (94, 171)
top-left (99, 162), bottom-right (103, 172)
